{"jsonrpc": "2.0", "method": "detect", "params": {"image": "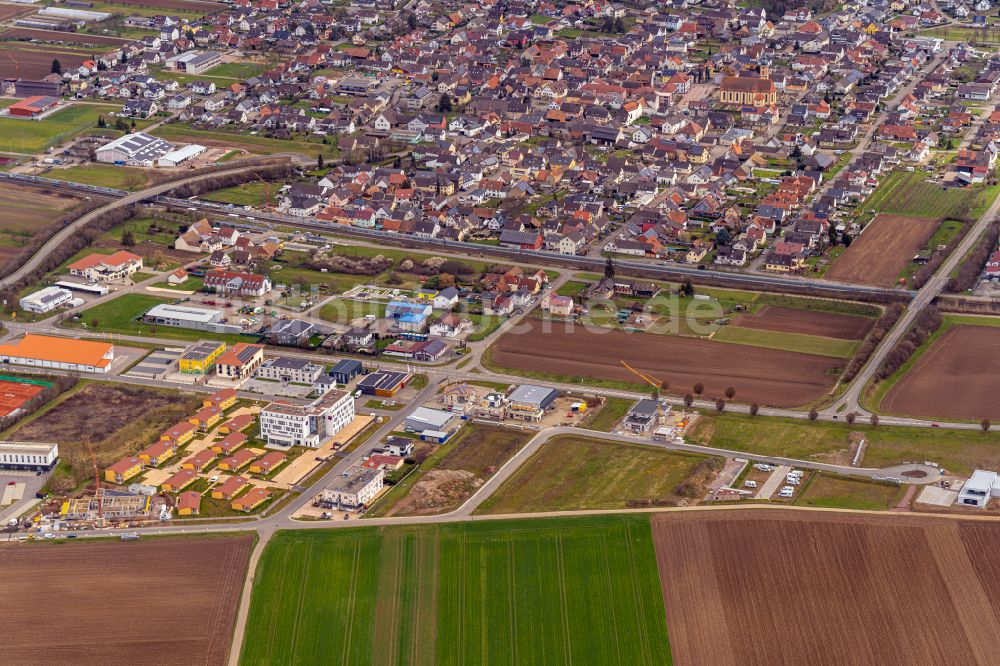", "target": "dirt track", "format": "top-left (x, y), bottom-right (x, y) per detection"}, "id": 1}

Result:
top-left (733, 305), bottom-right (873, 340)
top-left (492, 320), bottom-right (841, 407)
top-left (0, 535), bottom-right (252, 666)
top-left (652, 510), bottom-right (1000, 666)
top-left (881, 324), bottom-right (1000, 419)
top-left (826, 214), bottom-right (939, 287)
